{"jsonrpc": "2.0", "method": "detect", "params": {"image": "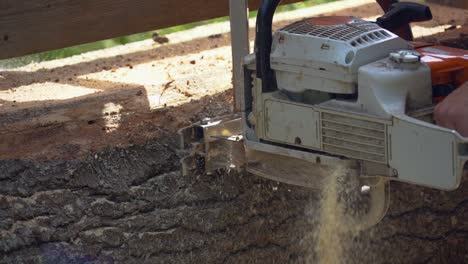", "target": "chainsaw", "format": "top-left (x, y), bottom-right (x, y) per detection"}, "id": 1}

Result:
top-left (179, 0), bottom-right (468, 227)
